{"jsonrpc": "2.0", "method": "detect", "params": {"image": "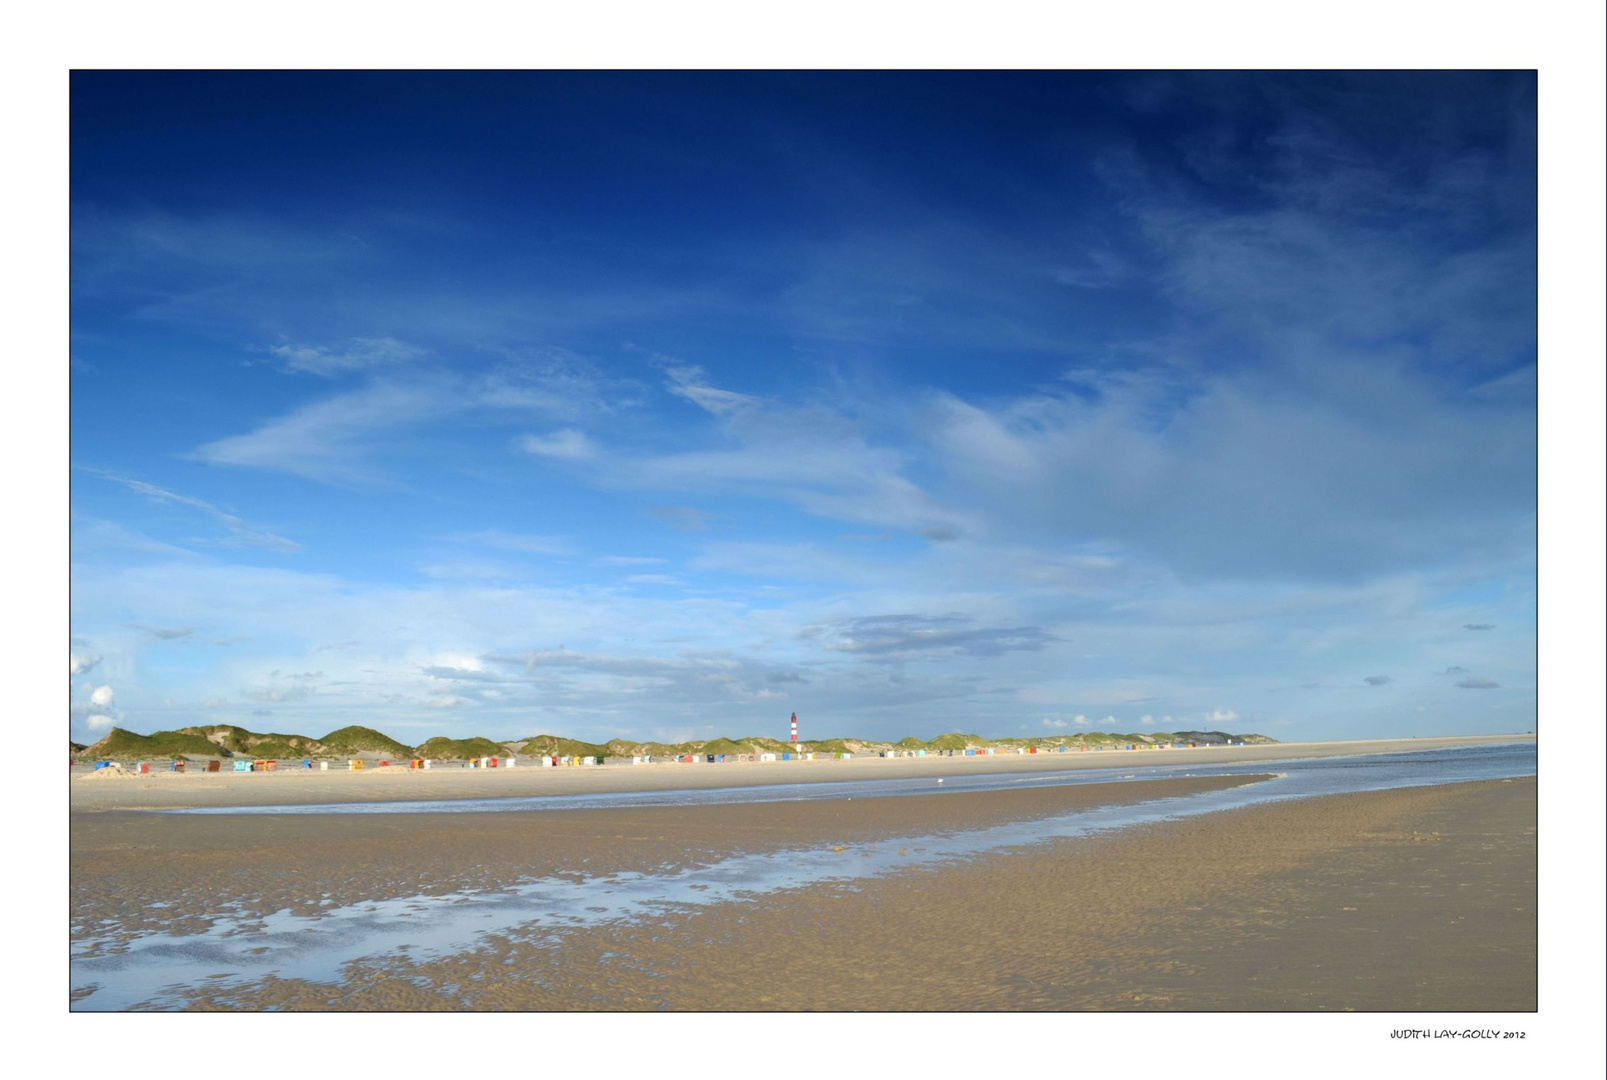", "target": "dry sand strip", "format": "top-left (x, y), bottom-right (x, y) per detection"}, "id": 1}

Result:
top-left (68, 733), bottom-right (1531, 811)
